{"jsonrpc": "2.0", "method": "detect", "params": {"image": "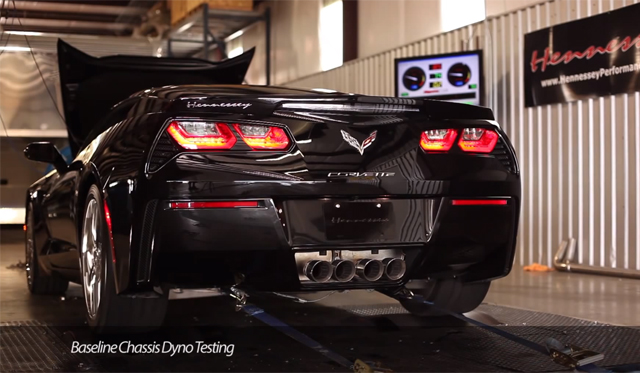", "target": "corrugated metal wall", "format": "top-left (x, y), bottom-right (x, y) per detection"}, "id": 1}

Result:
top-left (284, 0), bottom-right (640, 271)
